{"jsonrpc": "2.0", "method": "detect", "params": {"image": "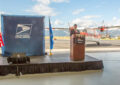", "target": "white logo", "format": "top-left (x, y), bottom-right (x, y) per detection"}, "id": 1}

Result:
top-left (15, 24), bottom-right (32, 39)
